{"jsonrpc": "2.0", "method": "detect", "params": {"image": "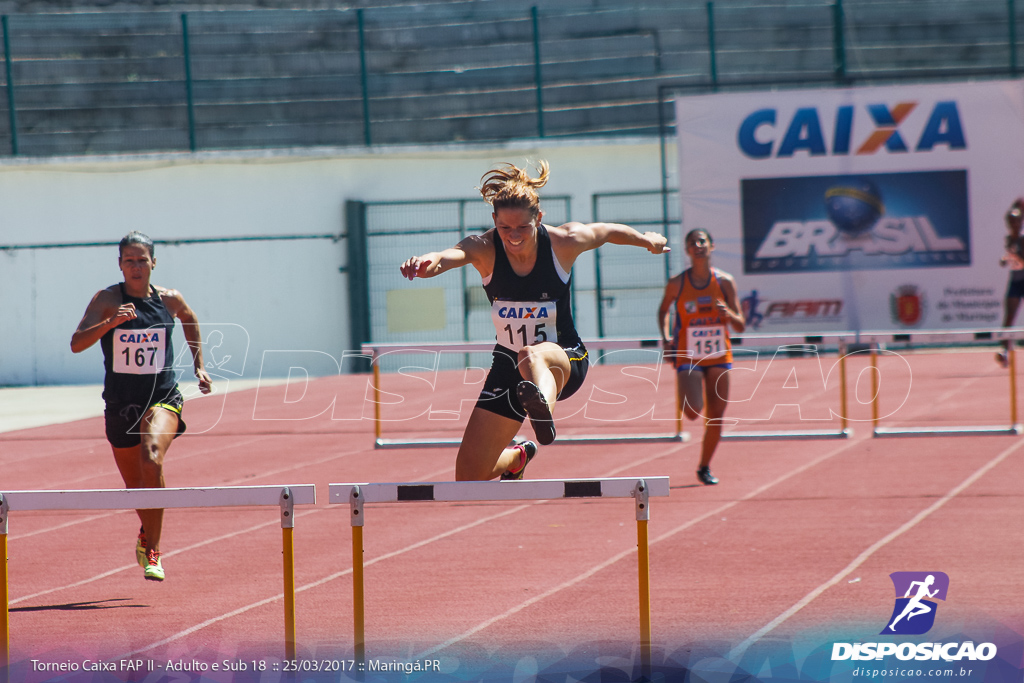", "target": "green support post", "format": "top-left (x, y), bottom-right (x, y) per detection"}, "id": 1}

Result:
top-left (706, 2), bottom-right (718, 90)
top-left (346, 201), bottom-right (372, 373)
top-left (532, 6), bottom-right (545, 138)
top-left (833, 0), bottom-right (847, 83)
top-left (1010, 0), bottom-right (1019, 75)
top-left (2, 16), bottom-right (18, 156)
top-left (358, 9), bottom-right (372, 146)
top-left (181, 14), bottom-right (197, 152)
